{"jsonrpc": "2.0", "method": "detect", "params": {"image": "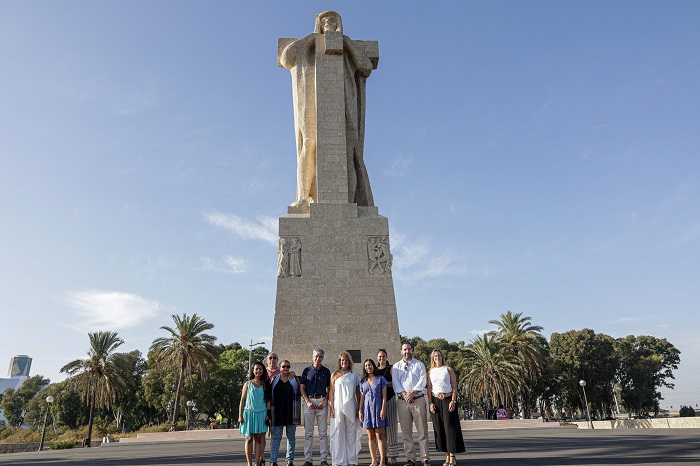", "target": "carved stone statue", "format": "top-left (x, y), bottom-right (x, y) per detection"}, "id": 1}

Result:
top-left (277, 237), bottom-right (302, 278)
top-left (288, 237), bottom-right (302, 276)
top-left (368, 236), bottom-right (392, 275)
top-left (280, 10), bottom-right (375, 208)
top-left (277, 238), bottom-right (289, 278)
